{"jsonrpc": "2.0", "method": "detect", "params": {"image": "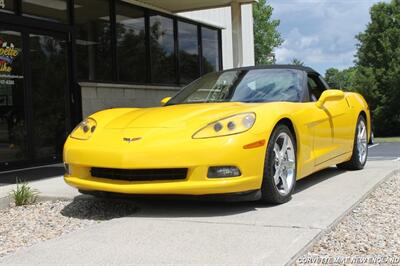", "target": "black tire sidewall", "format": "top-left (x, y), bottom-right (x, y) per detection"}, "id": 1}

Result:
top-left (261, 124), bottom-right (297, 204)
top-left (353, 116), bottom-right (368, 168)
